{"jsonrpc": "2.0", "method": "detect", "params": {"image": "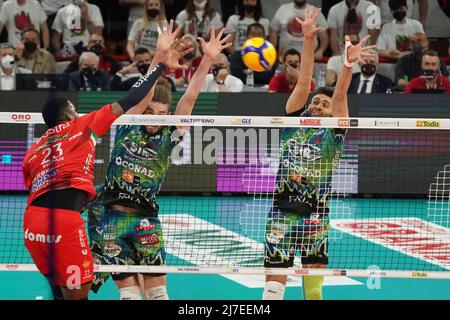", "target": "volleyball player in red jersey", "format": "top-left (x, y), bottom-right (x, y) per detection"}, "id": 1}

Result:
top-left (21, 20), bottom-right (192, 300)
